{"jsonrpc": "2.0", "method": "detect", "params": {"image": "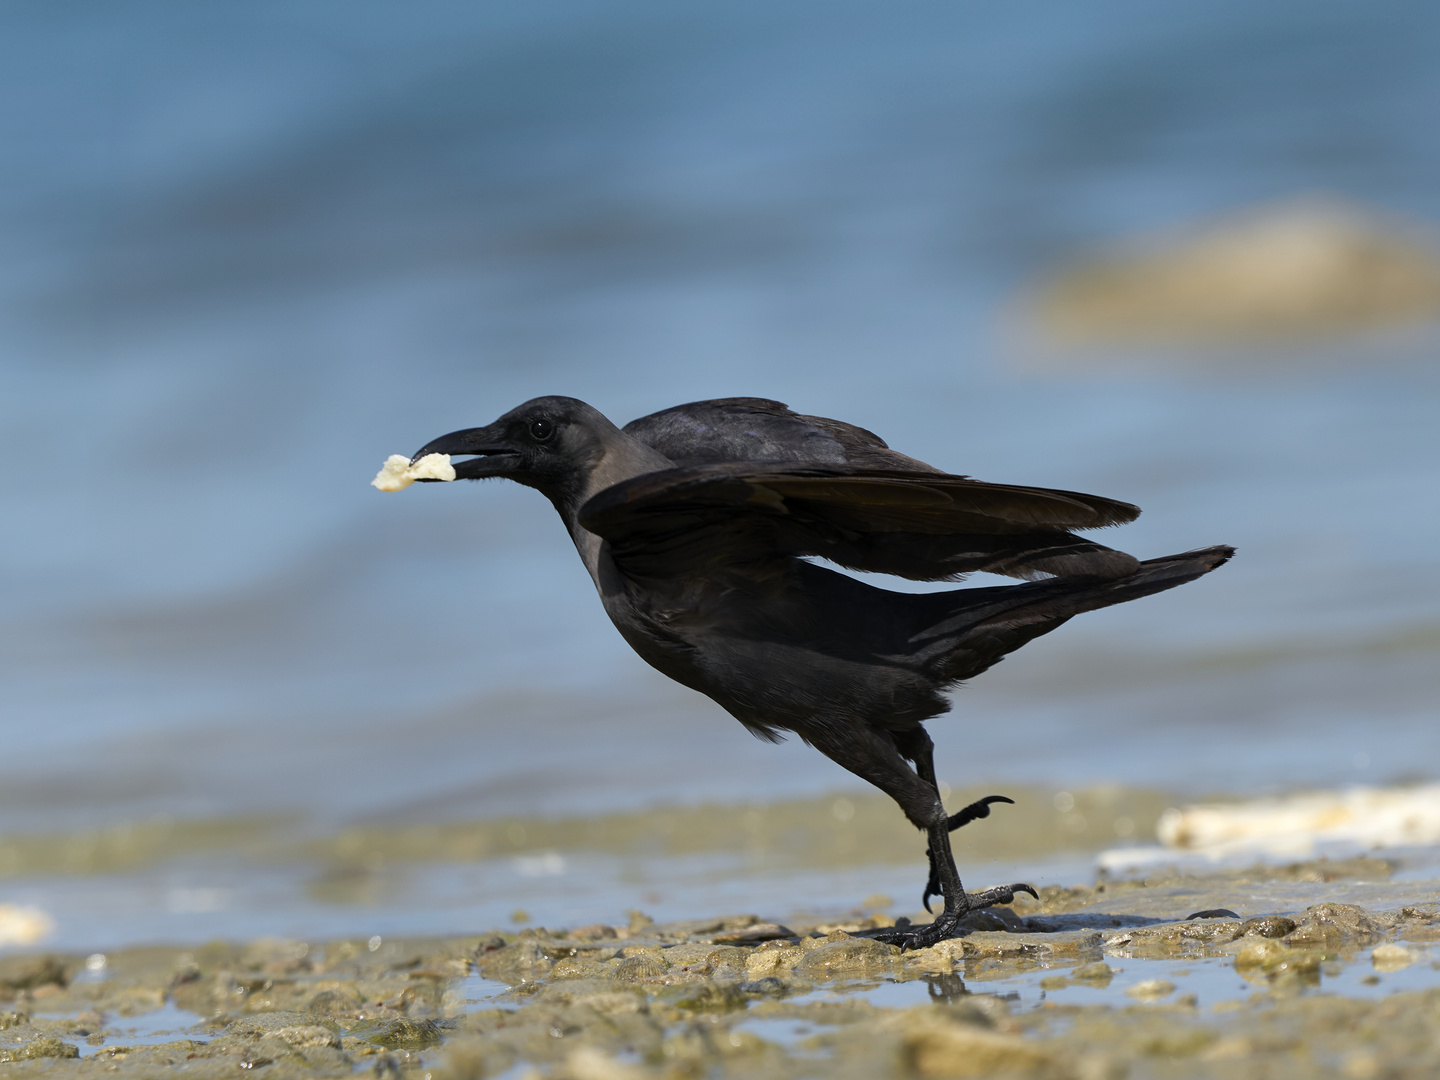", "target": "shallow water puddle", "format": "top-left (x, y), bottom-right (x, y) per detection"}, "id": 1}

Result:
top-left (778, 939), bottom-right (1440, 1022)
top-left (61, 1002), bottom-right (208, 1058)
top-left (443, 973), bottom-right (513, 1012)
top-left (789, 978), bottom-right (949, 1011)
top-left (1315, 953), bottom-right (1440, 1000)
top-left (729, 1015), bottom-right (832, 1055)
